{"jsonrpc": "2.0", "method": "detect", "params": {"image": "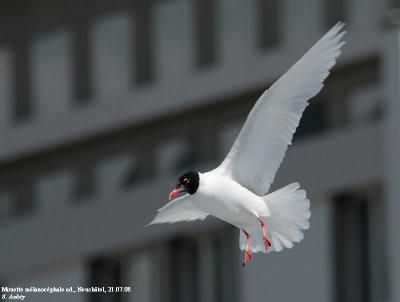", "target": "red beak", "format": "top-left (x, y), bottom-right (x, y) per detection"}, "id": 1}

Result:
top-left (169, 187), bottom-right (182, 200)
